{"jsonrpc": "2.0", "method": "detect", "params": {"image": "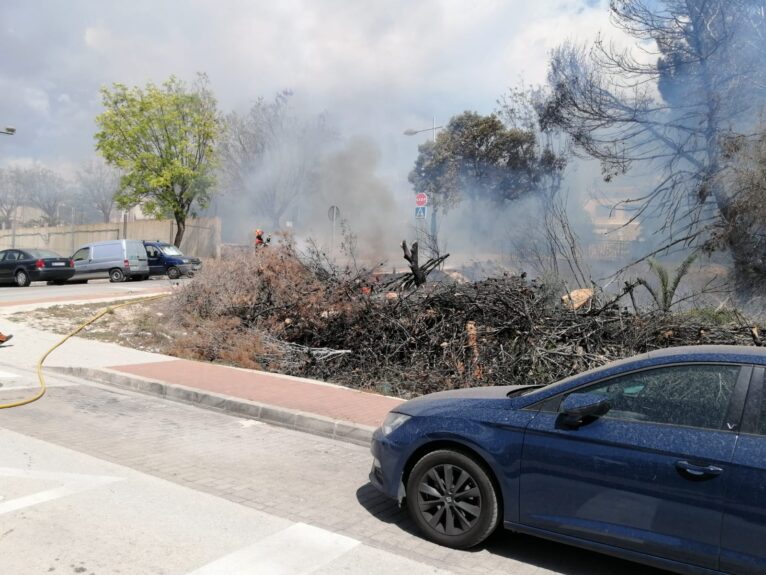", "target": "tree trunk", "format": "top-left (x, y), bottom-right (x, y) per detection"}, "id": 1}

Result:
top-left (401, 240), bottom-right (427, 286)
top-left (173, 217), bottom-right (186, 247)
